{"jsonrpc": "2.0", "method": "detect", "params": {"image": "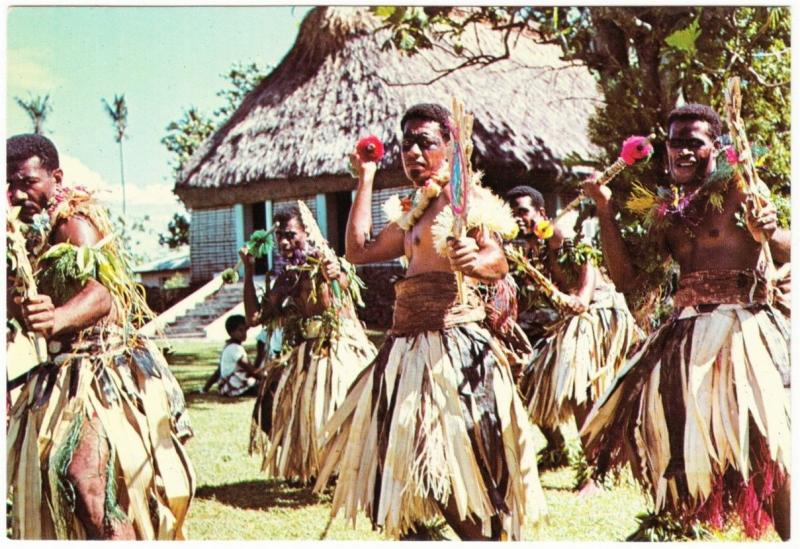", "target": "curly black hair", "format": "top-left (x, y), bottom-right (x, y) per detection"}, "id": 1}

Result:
top-left (273, 205), bottom-right (304, 229)
top-left (506, 185), bottom-right (545, 210)
top-left (666, 103), bottom-right (722, 139)
top-left (7, 133), bottom-right (60, 171)
top-left (225, 314), bottom-right (247, 335)
top-left (400, 103), bottom-right (452, 141)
